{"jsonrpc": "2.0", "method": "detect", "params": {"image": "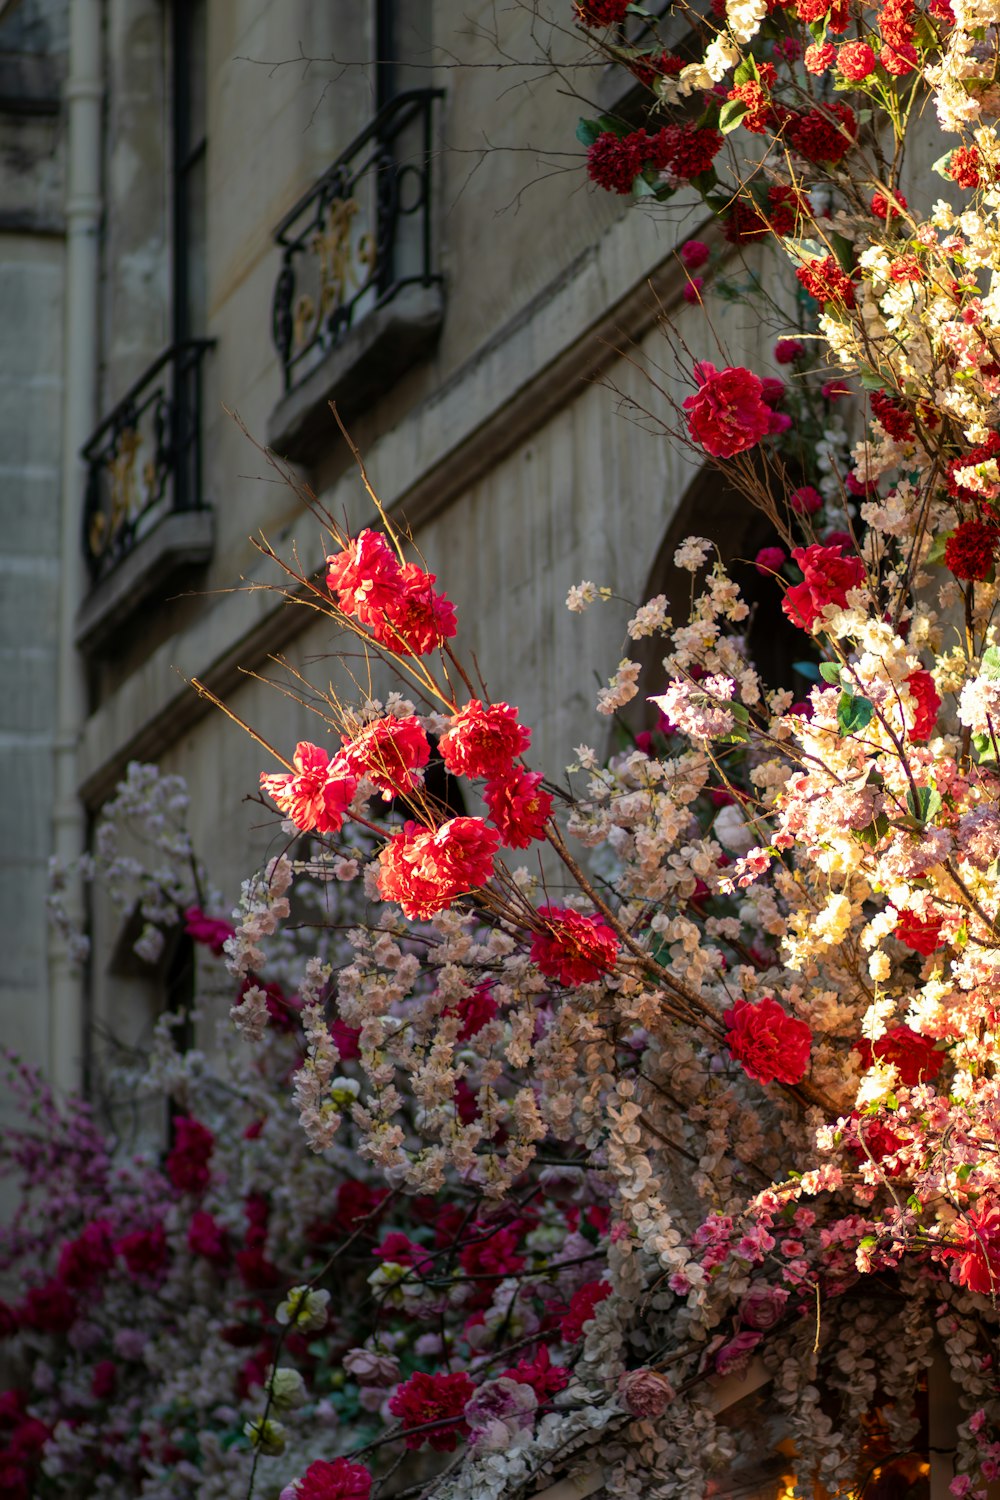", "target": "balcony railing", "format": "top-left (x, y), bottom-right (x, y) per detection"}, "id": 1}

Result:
top-left (271, 88), bottom-right (443, 396)
top-left (82, 339), bottom-right (214, 584)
